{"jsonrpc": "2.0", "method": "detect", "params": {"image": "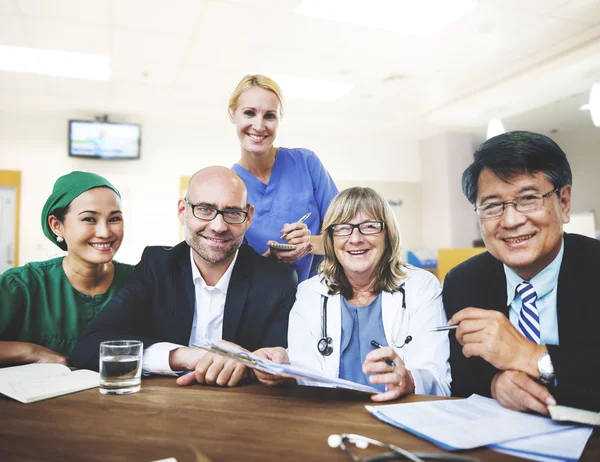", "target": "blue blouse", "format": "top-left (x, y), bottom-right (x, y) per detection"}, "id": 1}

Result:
top-left (339, 293), bottom-right (387, 392)
top-left (233, 147), bottom-right (338, 282)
